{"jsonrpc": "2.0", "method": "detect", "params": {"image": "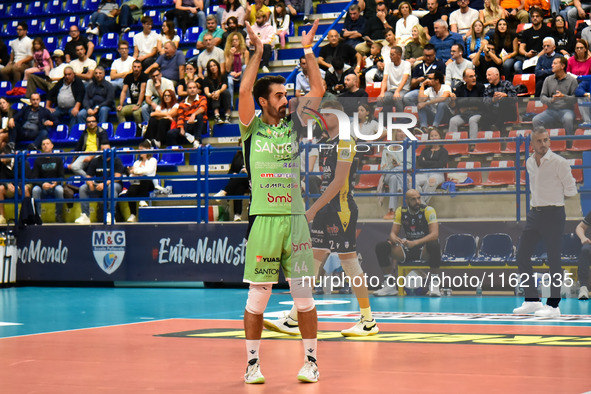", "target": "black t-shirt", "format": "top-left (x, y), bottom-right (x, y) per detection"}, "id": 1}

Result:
top-left (318, 43), bottom-right (358, 69)
top-left (64, 36), bottom-right (91, 61)
top-left (519, 25), bottom-right (552, 53)
top-left (338, 89), bottom-right (369, 113)
top-left (86, 156), bottom-right (125, 184)
top-left (32, 156), bottom-right (64, 185)
top-left (123, 73), bottom-right (149, 104)
top-left (204, 74), bottom-right (228, 92)
top-left (475, 56), bottom-right (503, 84)
top-left (421, 8), bottom-right (447, 37)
